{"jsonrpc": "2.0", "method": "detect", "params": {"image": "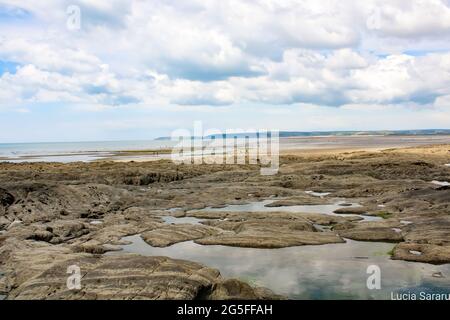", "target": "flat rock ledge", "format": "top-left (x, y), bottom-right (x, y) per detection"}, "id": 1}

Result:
top-left (141, 224), bottom-right (221, 247)
top-left (139, 212), bottom-right (347, 249)
top-left (337, 228), bottom-right (404, 242)
top-left (392, 243), bottom-right (450, 265)
top-left (196, 231), bottom-right (344, 248)
top-left (333, 207), bottom-right (368, 215)
top-left (8, 254), bottom-right (282, 300)
top-left (334, 220), bottom-right (404, 242)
